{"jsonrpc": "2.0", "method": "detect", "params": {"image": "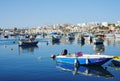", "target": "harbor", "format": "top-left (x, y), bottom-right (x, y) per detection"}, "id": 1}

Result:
top-left (0, 35), bottom-right (120, 81)
top-left (0, 0), bottom-right (120, 81)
